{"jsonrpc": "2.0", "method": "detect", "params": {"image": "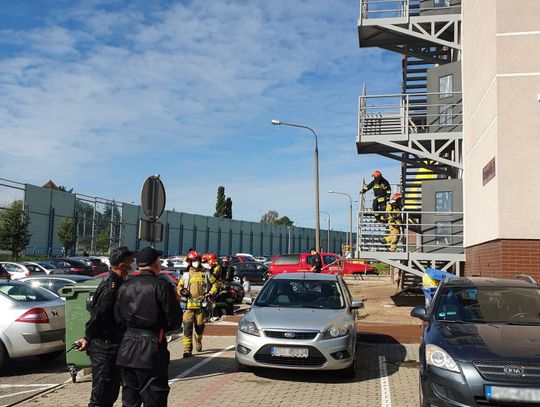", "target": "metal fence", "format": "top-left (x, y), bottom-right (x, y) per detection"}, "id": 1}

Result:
top-left (0, 180), bottom-right (351, 258)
